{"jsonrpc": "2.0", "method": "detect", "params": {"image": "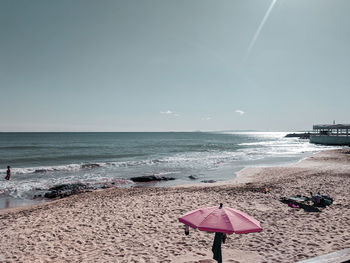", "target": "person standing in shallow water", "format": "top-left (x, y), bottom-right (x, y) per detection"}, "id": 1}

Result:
top-left (5, 166), bottom-right (11, 180)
